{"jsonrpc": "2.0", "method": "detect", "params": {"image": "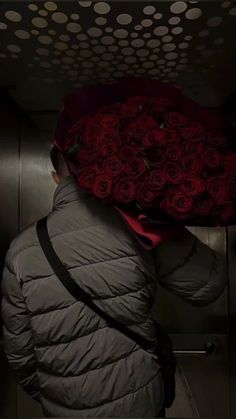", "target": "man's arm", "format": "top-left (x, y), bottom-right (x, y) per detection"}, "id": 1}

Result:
top-left (1, 249), bottom-right (40, 400)
top-left (153, 228), bottom-right (227, 306)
